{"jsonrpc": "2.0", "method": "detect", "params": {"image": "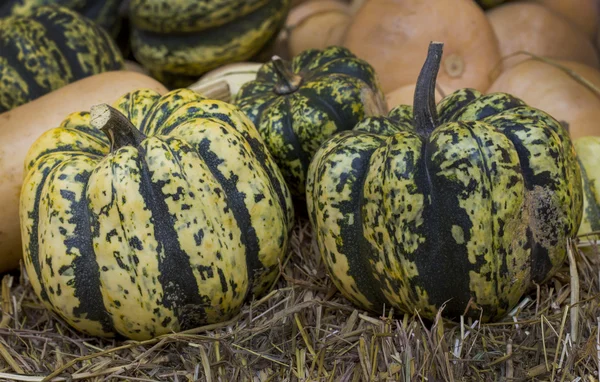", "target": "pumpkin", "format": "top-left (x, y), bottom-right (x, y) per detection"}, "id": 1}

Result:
top-left (0, 5), bottom-right (124, 113)
top-left (19, 87), bottom-right (294, 340)
top-left (528, 0), bottom-right (599, 40)
top-left (0, 71), bottom-right (167, 275)
top-left (342, 0), bottom-right (501, 94)
top-left (128, 0), bottom-right (291, 88)
top-left (0, 0), bottom-right (123, 37)
top-left (306, 42), bottom-right (583, 322)
top-left (487, 58), bottom-right (600, 140)
top-left (235, 46), bottom-right (387, 198)
top-left (573, 137), bottom-right (600, 236)
top-left (487, 2), bottom-right (600, 69)
top-left (284, 0), bottom-right (353, 57)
